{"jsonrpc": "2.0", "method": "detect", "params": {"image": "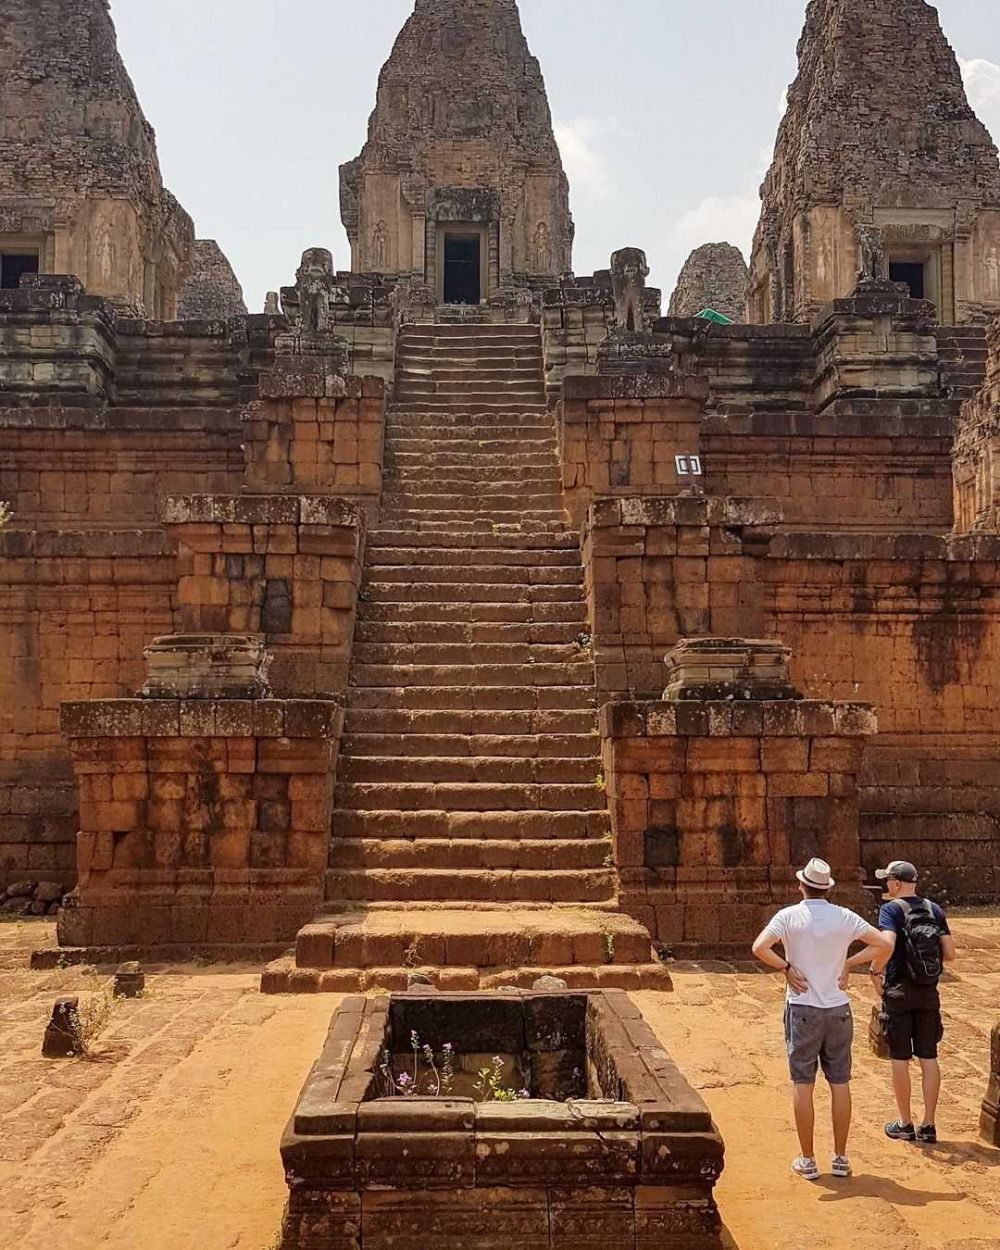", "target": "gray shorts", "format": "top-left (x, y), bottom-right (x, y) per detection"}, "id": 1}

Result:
top-left (784, 1003), bottom-right (854, 1085)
